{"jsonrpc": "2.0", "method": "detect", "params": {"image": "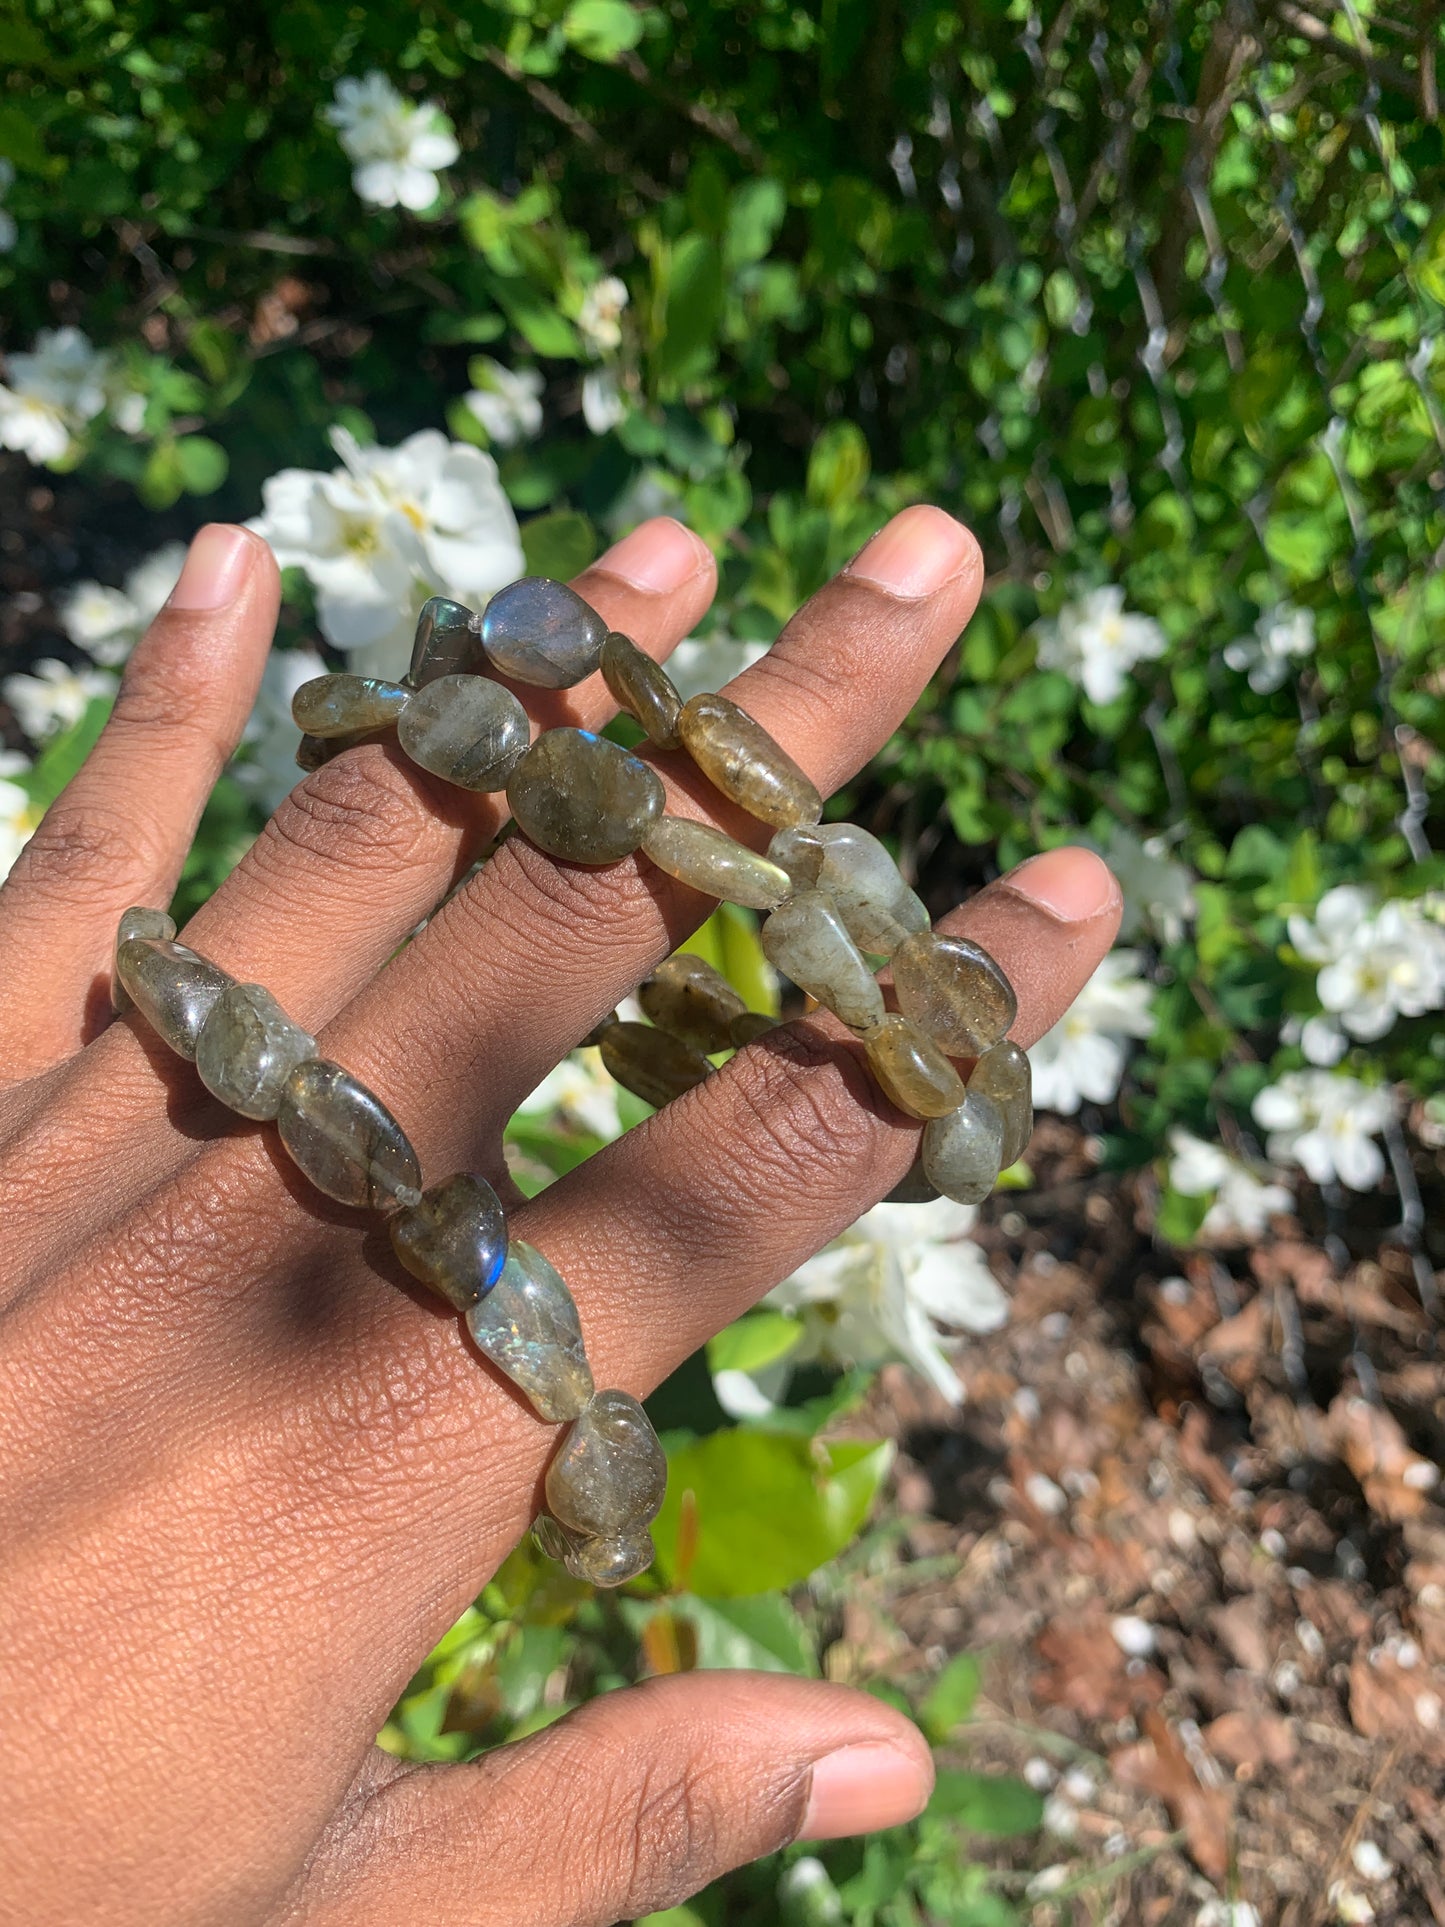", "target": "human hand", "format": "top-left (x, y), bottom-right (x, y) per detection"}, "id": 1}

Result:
top-left (0, 509), bottom-right (1121, 1925)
